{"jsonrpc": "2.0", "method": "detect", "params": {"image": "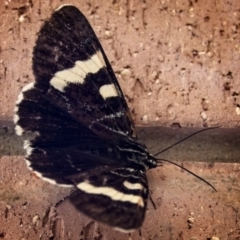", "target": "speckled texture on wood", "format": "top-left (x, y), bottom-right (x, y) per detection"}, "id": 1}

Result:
top-left (0, 157), bottom-right (240, 239)
top-left (0, 1), bottom-right (240, 239)
top-left (0, 0), bottom-right (240, 127)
